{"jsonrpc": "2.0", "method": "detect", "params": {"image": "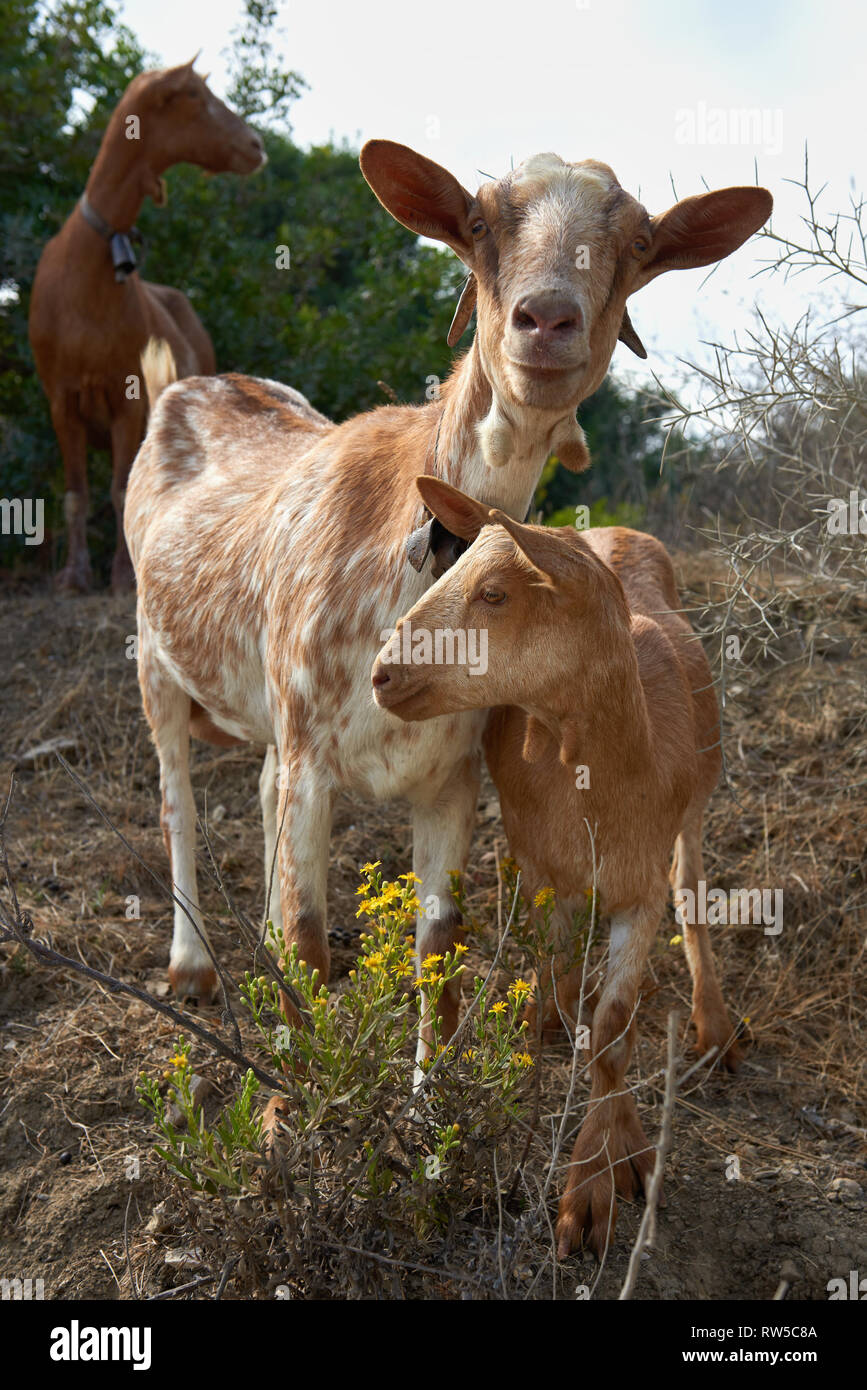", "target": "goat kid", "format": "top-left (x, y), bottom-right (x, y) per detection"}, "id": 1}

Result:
top-left (371, 477), bottom-right (738, 1255)
top-left (29, 61), bottom-right (265, 593)
top-left (125, 140), bottom-right (768, 1068)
